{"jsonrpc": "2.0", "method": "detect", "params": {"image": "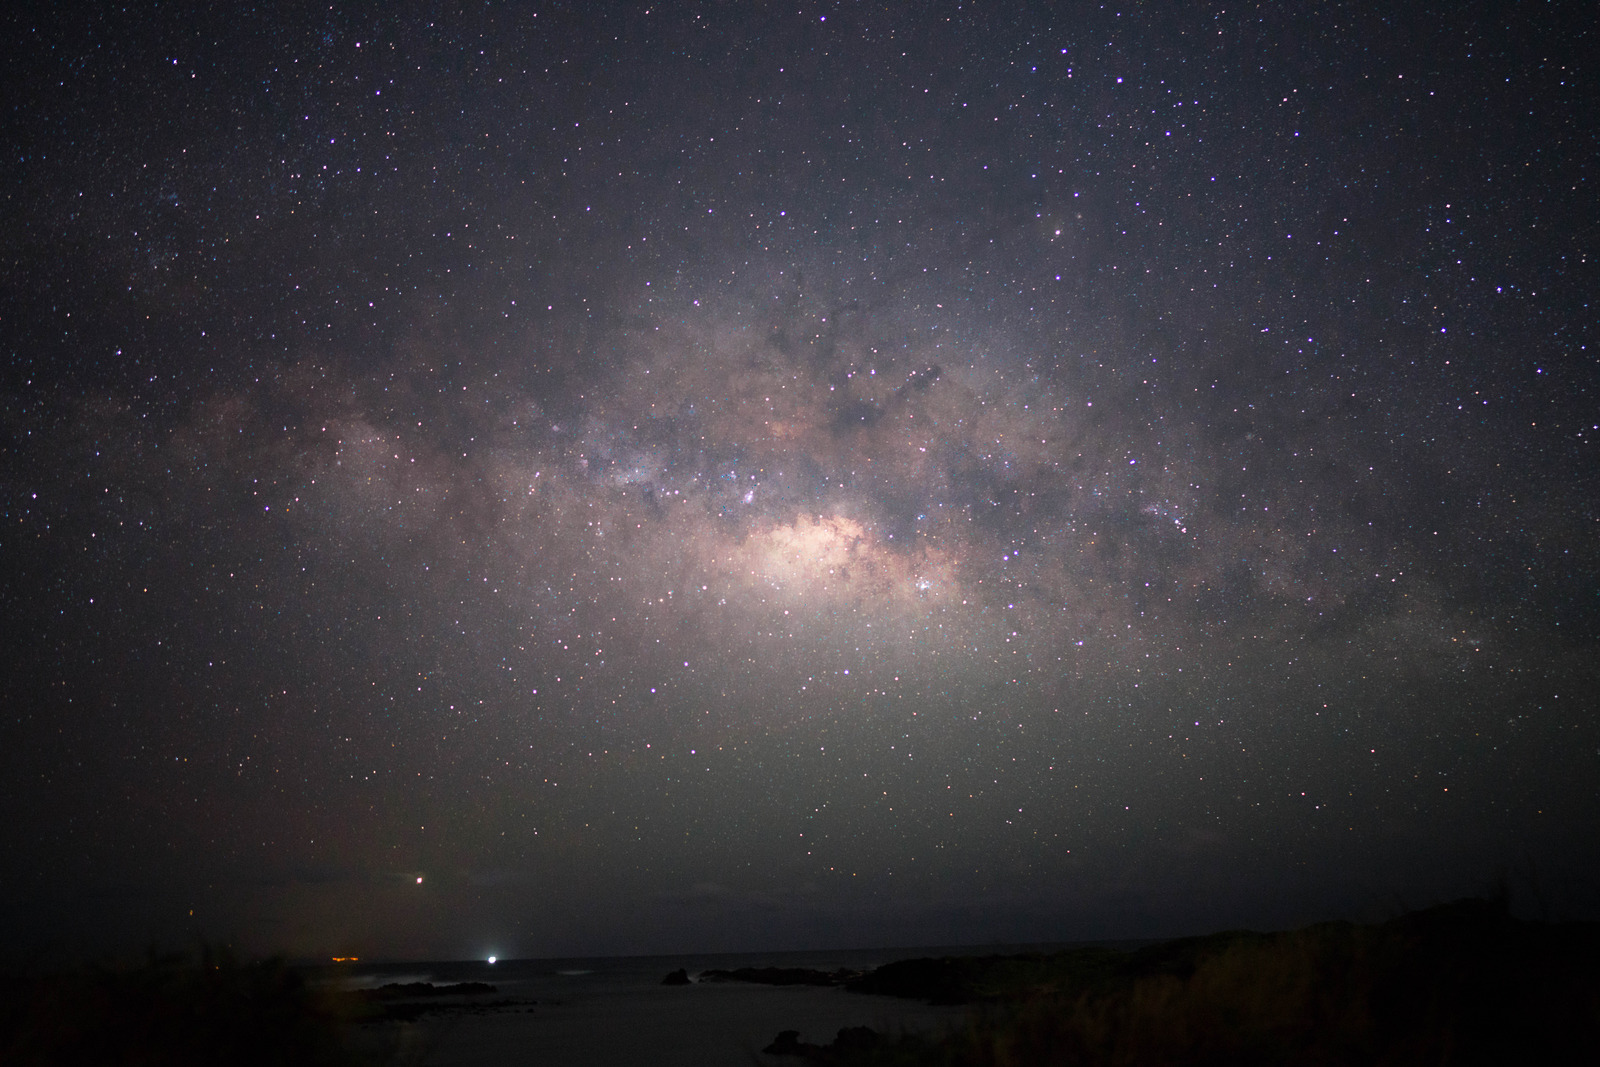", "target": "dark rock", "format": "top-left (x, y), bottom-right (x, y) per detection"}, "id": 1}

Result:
top-left (762, 1027), bottom-right (882, 1059)
top-left (661, 967), bottom-right (691, 985)
top-left (830, 1026), bottom-right (881, 1053)
top-left (846, 956), bottom-right (994, 1003)
top-left (762, 1029), bottom-right (814, 1056)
